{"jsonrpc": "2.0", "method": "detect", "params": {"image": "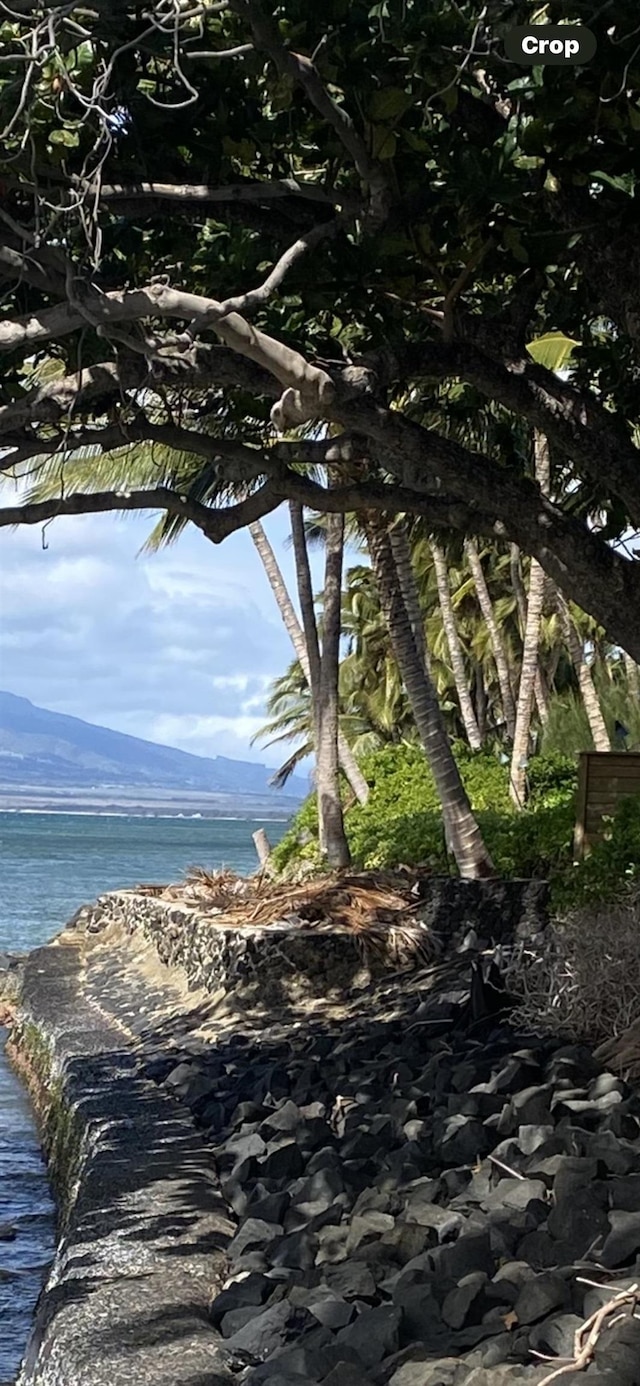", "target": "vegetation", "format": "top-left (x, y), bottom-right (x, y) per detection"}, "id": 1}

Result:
top-left (1, 0), bottom-right (639, 882)
top-left (273, 743), bottom-right (640, 909)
